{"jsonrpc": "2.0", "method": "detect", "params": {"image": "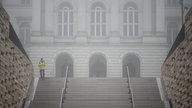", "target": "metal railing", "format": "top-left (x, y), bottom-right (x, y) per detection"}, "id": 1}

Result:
top-left (126, 66), bottom-right (135, 108)
top-left (60, 66), bottom-right (69, 108)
